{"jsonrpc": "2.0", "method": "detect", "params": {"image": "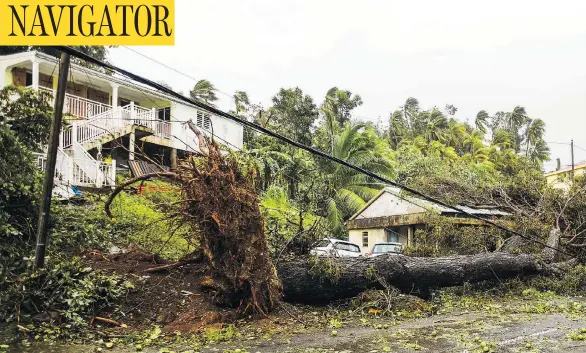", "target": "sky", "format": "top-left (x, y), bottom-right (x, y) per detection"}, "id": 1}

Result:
top-left (108, 0), bottom-right (586, 172)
